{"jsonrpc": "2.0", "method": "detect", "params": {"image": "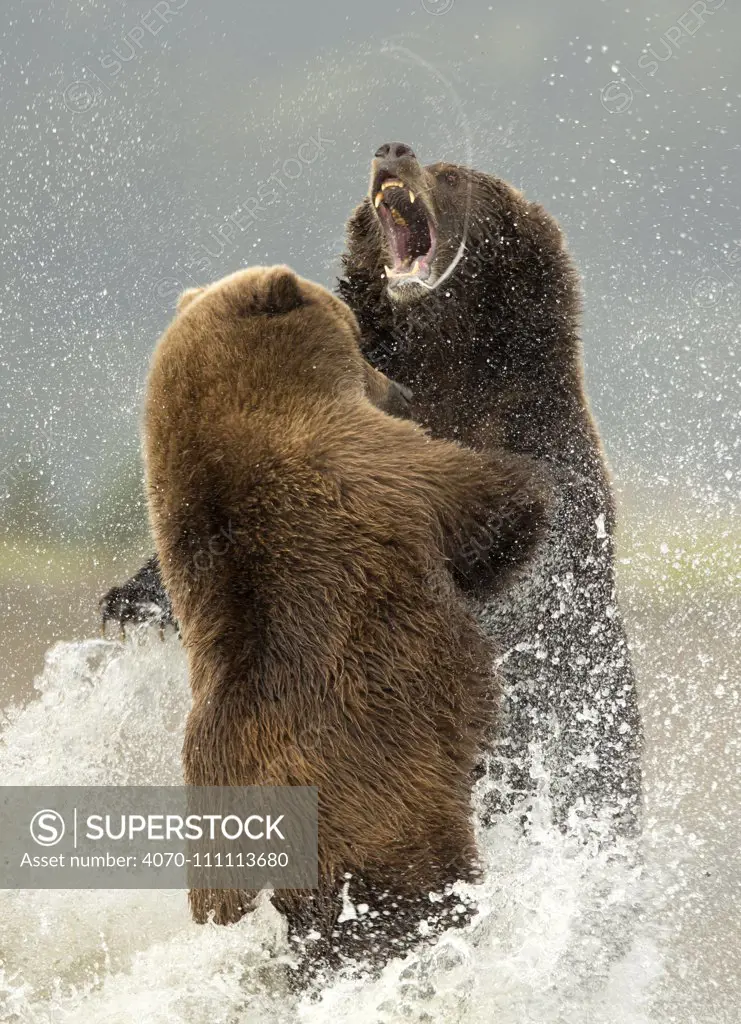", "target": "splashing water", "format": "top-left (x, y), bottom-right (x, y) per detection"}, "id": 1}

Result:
top-left (0, 630), bottom-right (729, 1023)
